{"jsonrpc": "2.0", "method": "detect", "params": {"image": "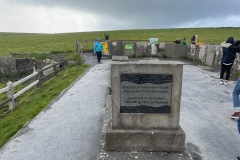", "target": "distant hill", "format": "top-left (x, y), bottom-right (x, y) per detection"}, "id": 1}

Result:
top-left (0, 27), bottom-right (239, 56)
